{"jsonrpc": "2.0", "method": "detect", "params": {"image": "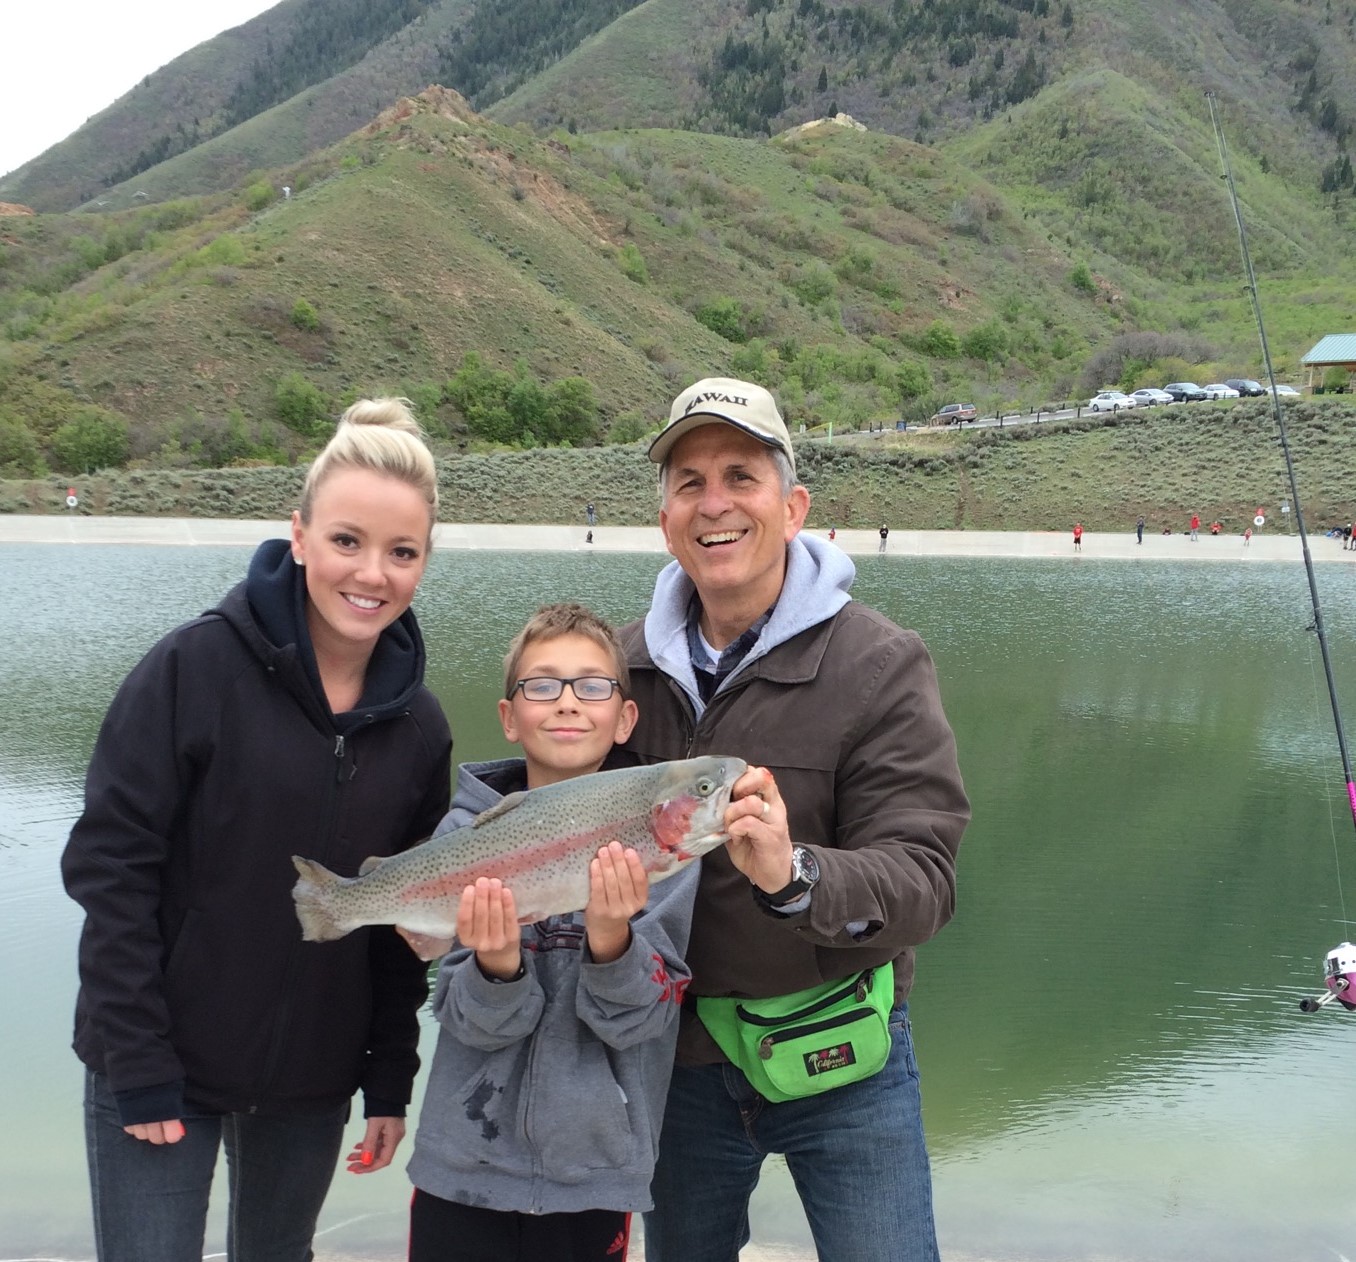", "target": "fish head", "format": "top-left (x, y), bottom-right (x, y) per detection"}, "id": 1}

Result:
top-left (647, 755), bottom-right (748, 869)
